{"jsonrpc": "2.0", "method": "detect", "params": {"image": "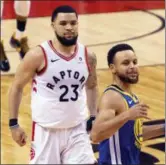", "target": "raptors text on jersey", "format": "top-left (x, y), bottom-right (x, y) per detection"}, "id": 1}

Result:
top-left (31, 40), bottom-right (90, 128)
